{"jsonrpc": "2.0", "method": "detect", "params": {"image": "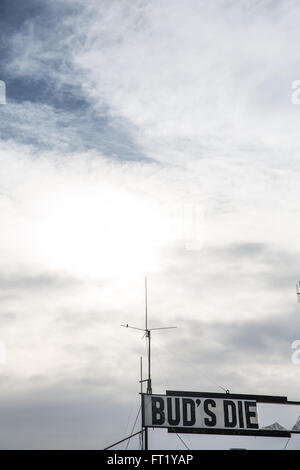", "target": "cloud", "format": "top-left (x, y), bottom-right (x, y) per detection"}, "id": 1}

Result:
top-left (68, 0), bottom-right (300, 159)
top-left (0, 388), bottom-right (138, 449)
top-left (1, 0), bottom-right (300, 449)
top-left (0, 100), bottom-right (148, 160)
